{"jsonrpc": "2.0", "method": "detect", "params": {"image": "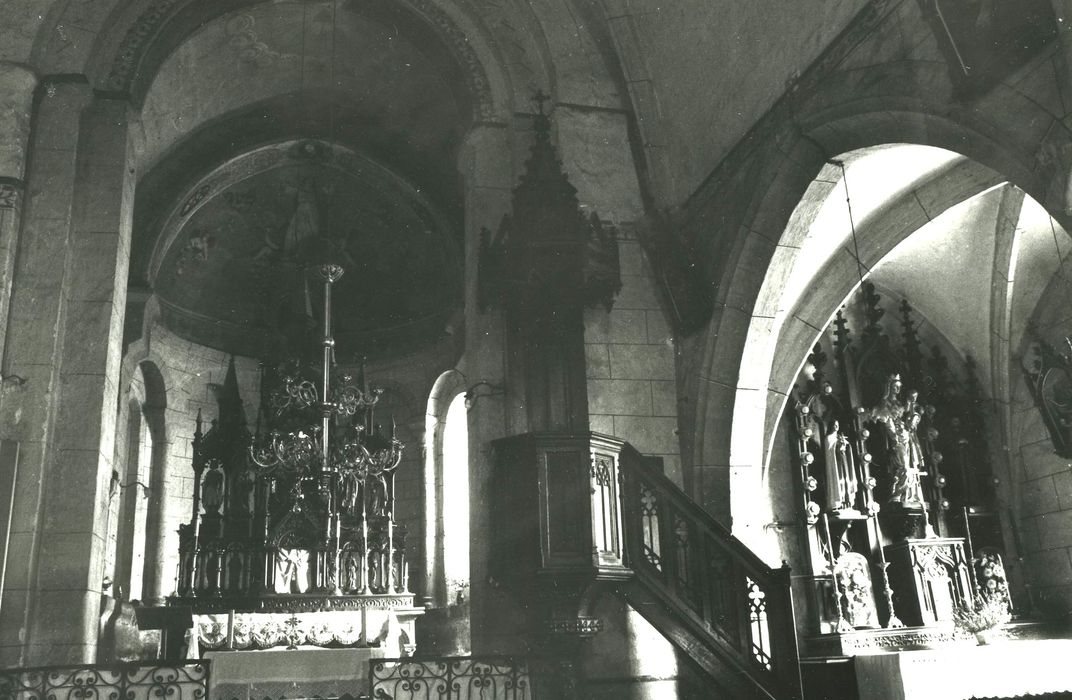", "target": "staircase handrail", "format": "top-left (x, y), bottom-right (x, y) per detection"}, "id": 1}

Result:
top-left (619, 444), bottom-right (801, 700)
